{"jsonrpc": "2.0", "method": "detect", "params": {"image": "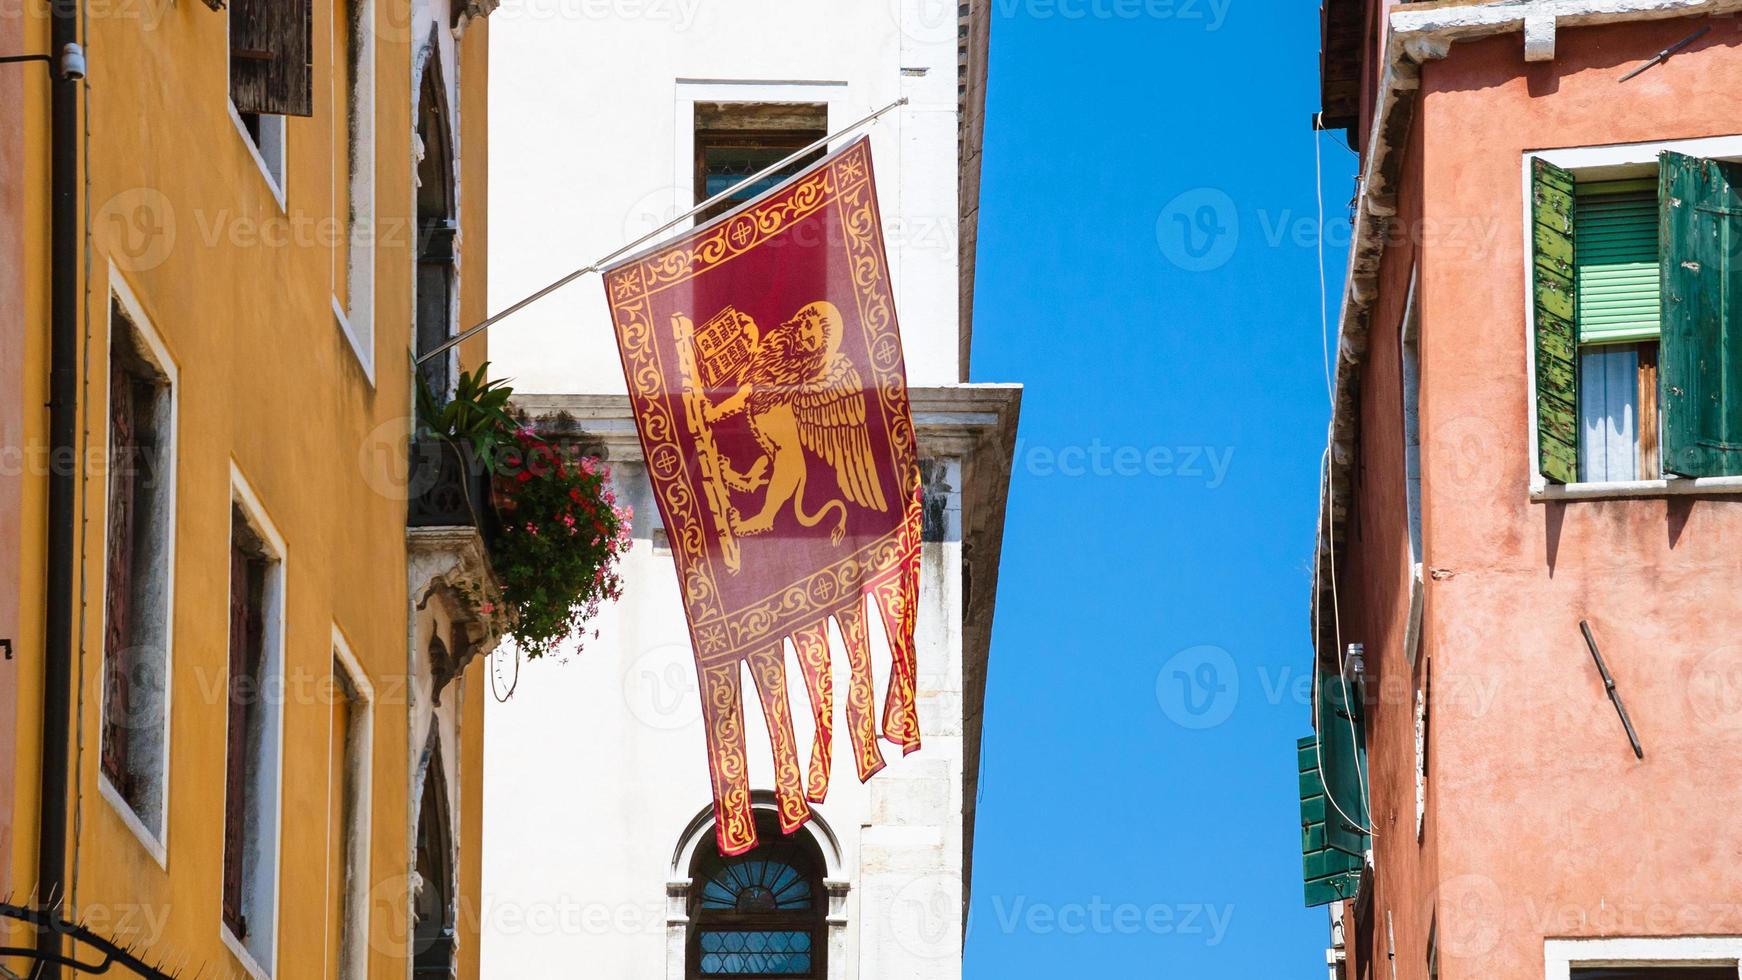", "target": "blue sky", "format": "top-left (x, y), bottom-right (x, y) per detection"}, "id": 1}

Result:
top-left (965, 2), bottom-right (1356, 975)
